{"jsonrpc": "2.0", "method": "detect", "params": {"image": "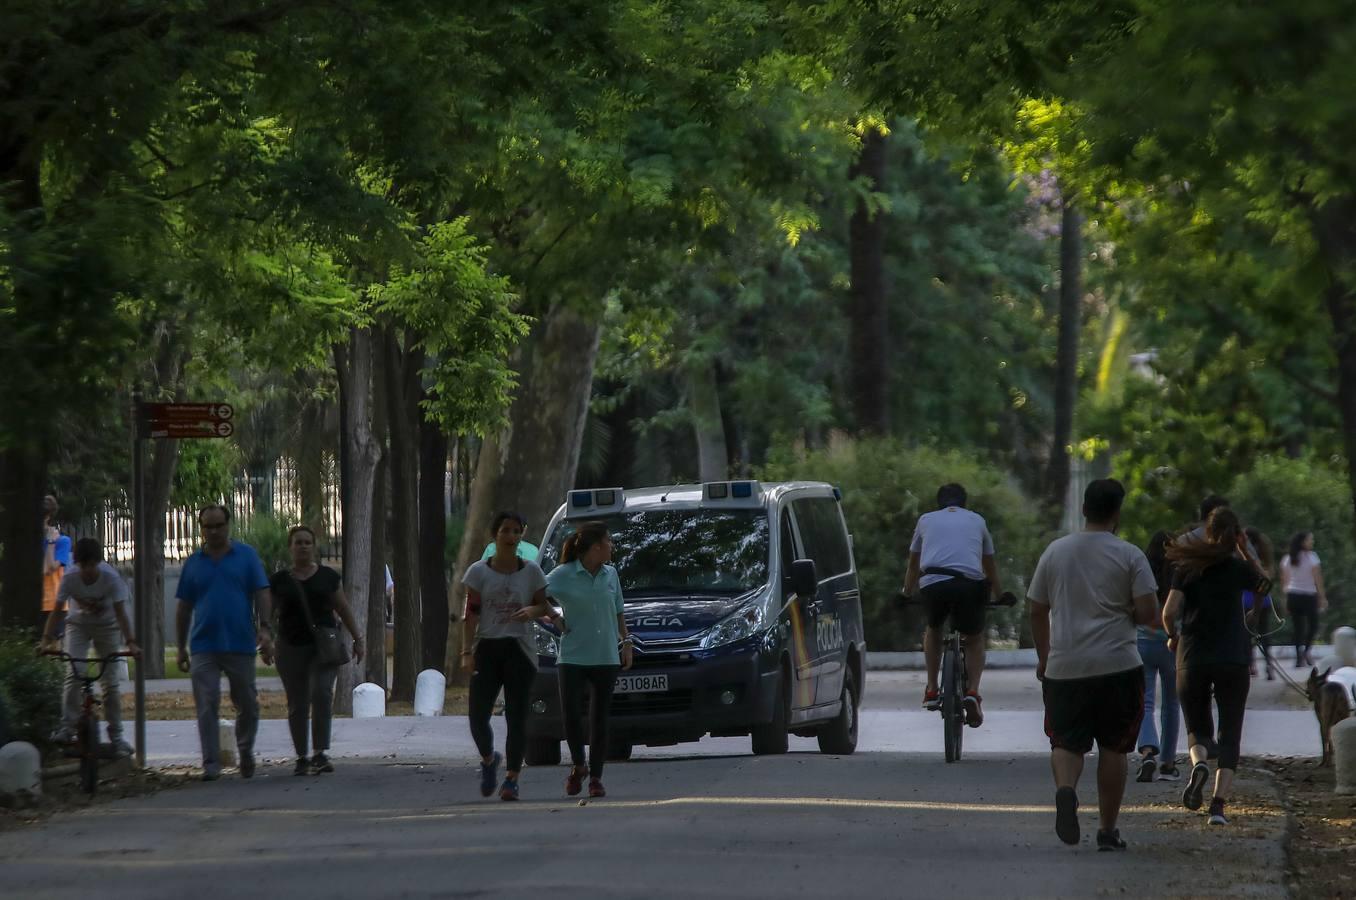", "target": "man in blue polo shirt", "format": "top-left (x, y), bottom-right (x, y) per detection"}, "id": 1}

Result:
top-left (176, 504), bottom-right (274, 781)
